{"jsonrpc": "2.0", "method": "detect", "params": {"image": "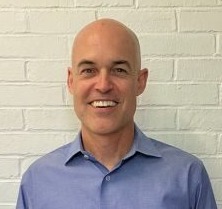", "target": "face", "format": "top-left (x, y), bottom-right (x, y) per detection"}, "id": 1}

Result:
top-left (68, 21), bottom-right (148, 137)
